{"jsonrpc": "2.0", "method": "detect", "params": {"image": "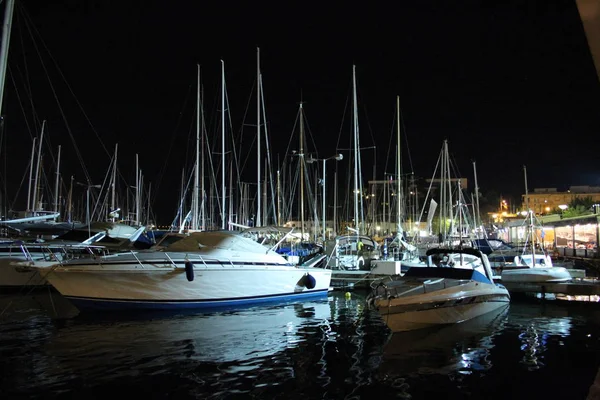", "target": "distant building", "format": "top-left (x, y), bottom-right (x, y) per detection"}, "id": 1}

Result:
top-left (521, 186), bottom-right (600, 214)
